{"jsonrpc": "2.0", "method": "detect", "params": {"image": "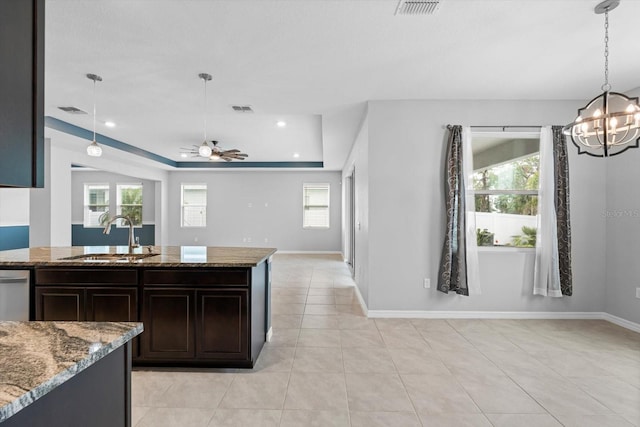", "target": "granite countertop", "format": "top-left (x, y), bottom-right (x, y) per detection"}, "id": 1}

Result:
top-left (0, 246), bottom-right (277, 268)
top-left (0, 321), bottom-right (143, 421)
